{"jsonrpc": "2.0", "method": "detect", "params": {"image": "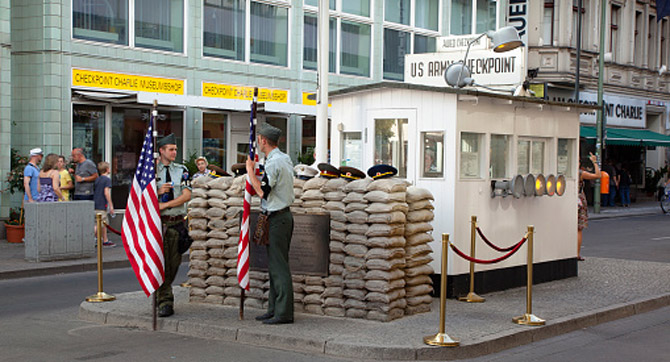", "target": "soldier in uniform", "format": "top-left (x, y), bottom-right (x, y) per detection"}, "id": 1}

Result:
top-left (246, 124), bottom-right (295, 325)
top-left (155, 133), bottom-right (192, 317)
